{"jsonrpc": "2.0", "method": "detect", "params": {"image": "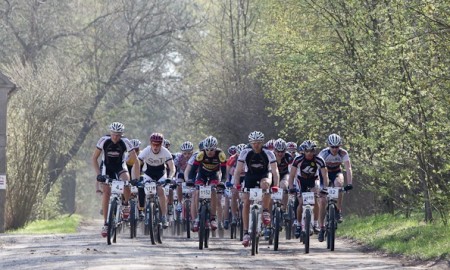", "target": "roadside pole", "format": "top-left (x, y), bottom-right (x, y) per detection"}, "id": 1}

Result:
top-left (0, 72), bottom-right (16, 233)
